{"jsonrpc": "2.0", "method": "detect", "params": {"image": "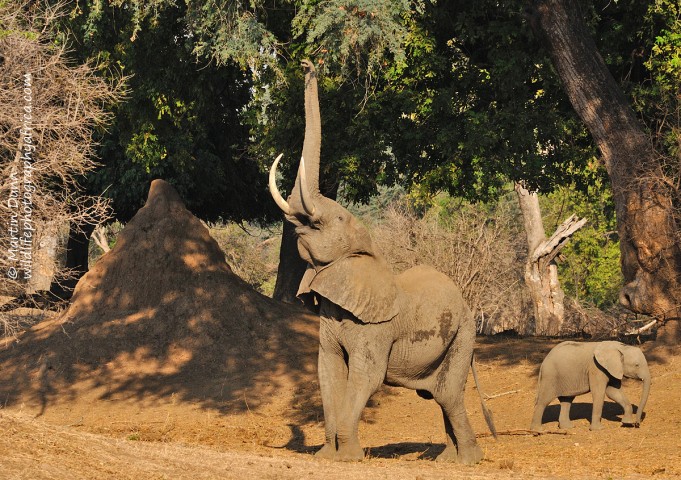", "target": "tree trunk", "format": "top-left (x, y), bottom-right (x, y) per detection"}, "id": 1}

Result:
top-left (516, 183), bottom-right (586, 336)
top-left (27, 221), bottom-right (61, 293)
top-left (529, 0), bottom-right (681, 342)
top-left (272, 221), bottom-right (308, 303)
top-left (48, 221), bottom-right (95, 301)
